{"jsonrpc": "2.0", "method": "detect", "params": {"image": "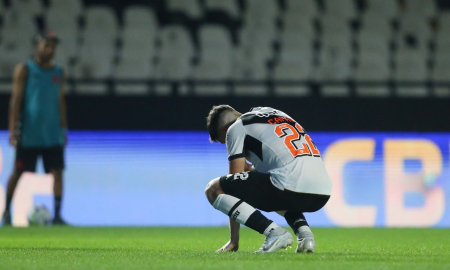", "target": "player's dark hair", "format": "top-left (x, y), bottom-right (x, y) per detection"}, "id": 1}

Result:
top-left (206, 104), bottom-right (235, 143)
